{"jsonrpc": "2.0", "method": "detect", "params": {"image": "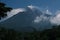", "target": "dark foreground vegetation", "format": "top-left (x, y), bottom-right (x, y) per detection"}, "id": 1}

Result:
top-left (0, 25), bottom-right (60, 40)
top-left (0, 2), bottom-right (12, 19)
